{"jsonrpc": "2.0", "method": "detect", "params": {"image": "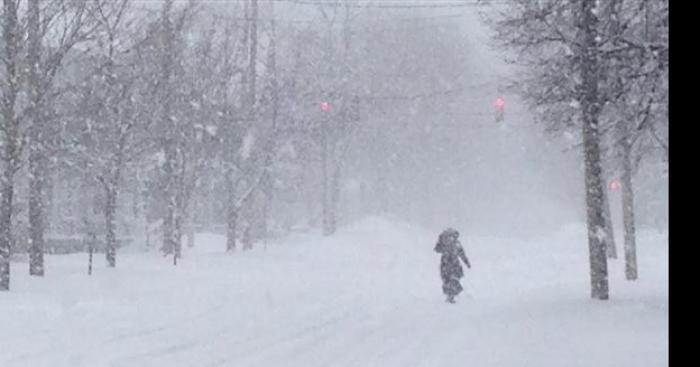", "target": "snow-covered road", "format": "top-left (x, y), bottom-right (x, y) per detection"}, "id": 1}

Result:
top-left (0, 217), bottom-right (668, 367)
